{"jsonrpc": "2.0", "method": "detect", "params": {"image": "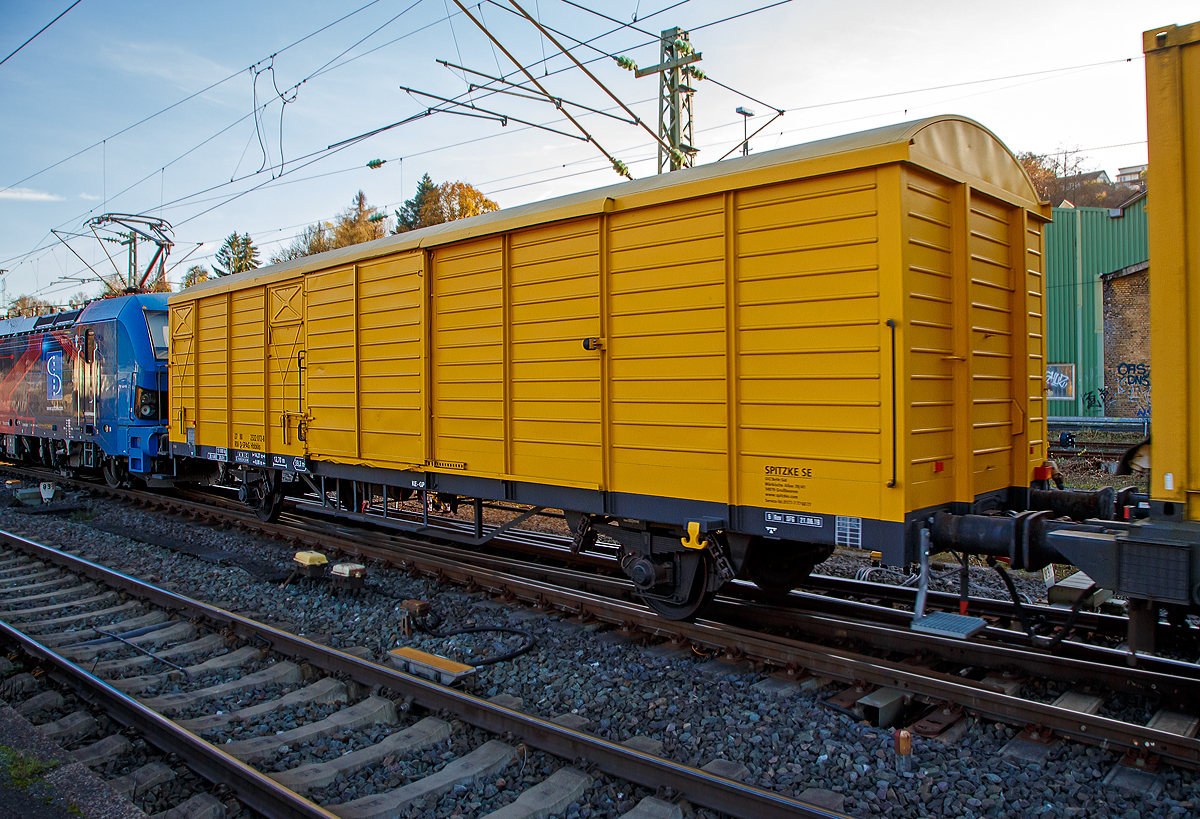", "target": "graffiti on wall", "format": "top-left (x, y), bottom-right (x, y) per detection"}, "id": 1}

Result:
top-left (1083, 388), bottom-right (1108, 411)
top-left (1046, 363), bottom-right (1075, 401)
top-left (1111, 362), bottom-right (1151, 418)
